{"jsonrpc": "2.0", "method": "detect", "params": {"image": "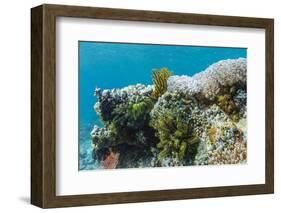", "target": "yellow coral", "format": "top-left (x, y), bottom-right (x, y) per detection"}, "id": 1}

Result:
top-left (208, 127), bottom-right (217, 143)
top-left (151, 68), bottom-right (172, 99)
